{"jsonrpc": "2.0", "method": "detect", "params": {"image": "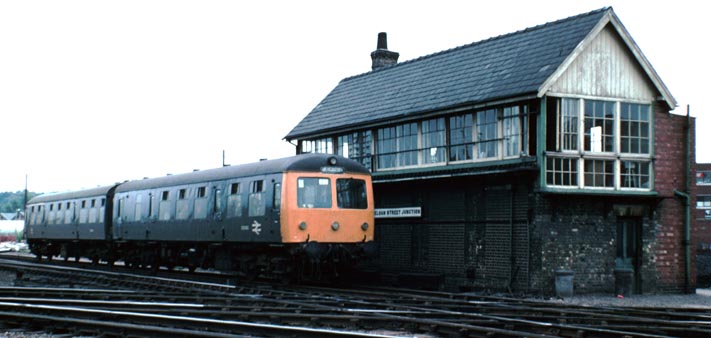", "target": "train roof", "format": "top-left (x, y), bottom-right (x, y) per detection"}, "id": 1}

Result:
top-left (27, 185), bottom-right (117, 205)
top-left (115, 153), bottom-right (369, 193)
